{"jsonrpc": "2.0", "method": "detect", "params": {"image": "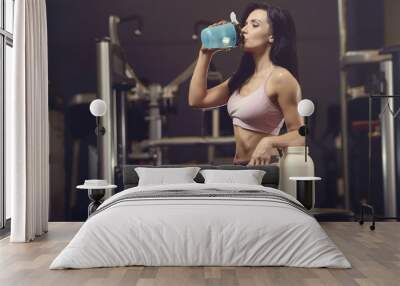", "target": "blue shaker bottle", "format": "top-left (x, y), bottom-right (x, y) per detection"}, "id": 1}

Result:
top-left (200, 12), bottom-right (242, 49)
